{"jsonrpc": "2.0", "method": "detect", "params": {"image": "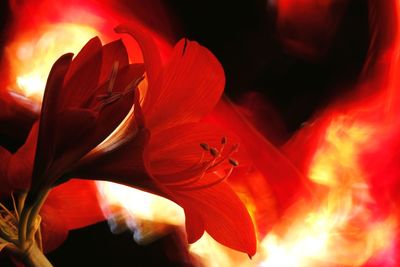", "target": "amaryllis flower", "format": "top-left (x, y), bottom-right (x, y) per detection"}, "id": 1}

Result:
top-left (6, 36), bottom-right (144, 195)
top-left (1, 35), bottom-right (146, 257)
top-left (72, 24), bottom-right (257, 256)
